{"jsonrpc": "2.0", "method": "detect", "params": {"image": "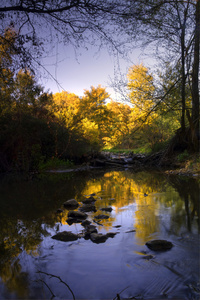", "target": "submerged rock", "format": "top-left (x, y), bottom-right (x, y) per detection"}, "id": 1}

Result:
top-left (68, 210), bottom-right (88, 219)
top-left (81, 220), bottom-right (91, 227)
top-left (90, 232), bottom-right (118, 243)
top-left (52, 231), bottom-right (79, 242)
top-left (82, 196), bottom-right (97, 204)
top-left (90, 233), bottom-right (108, 244)
top-left (84, 225), bottom-right (98, 239)
top-left (79, 203), bottom-right (97, 212)
top-left (106, 232), bottom-right (118, 238)
top-left (125, 229), bottom-right (136, 233)
top-left (67, 217), bottom-right (83, 225)
top-left (63, 199), bottom-right (79, 209)
top-left (146, 239), bottom-right (173, 251)
top-left (100, 207), bottom-right (113, 212)
top-left (142, 254), bottom-right (155, 260)
top-left (94, 214), bottom-right (109, 220)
